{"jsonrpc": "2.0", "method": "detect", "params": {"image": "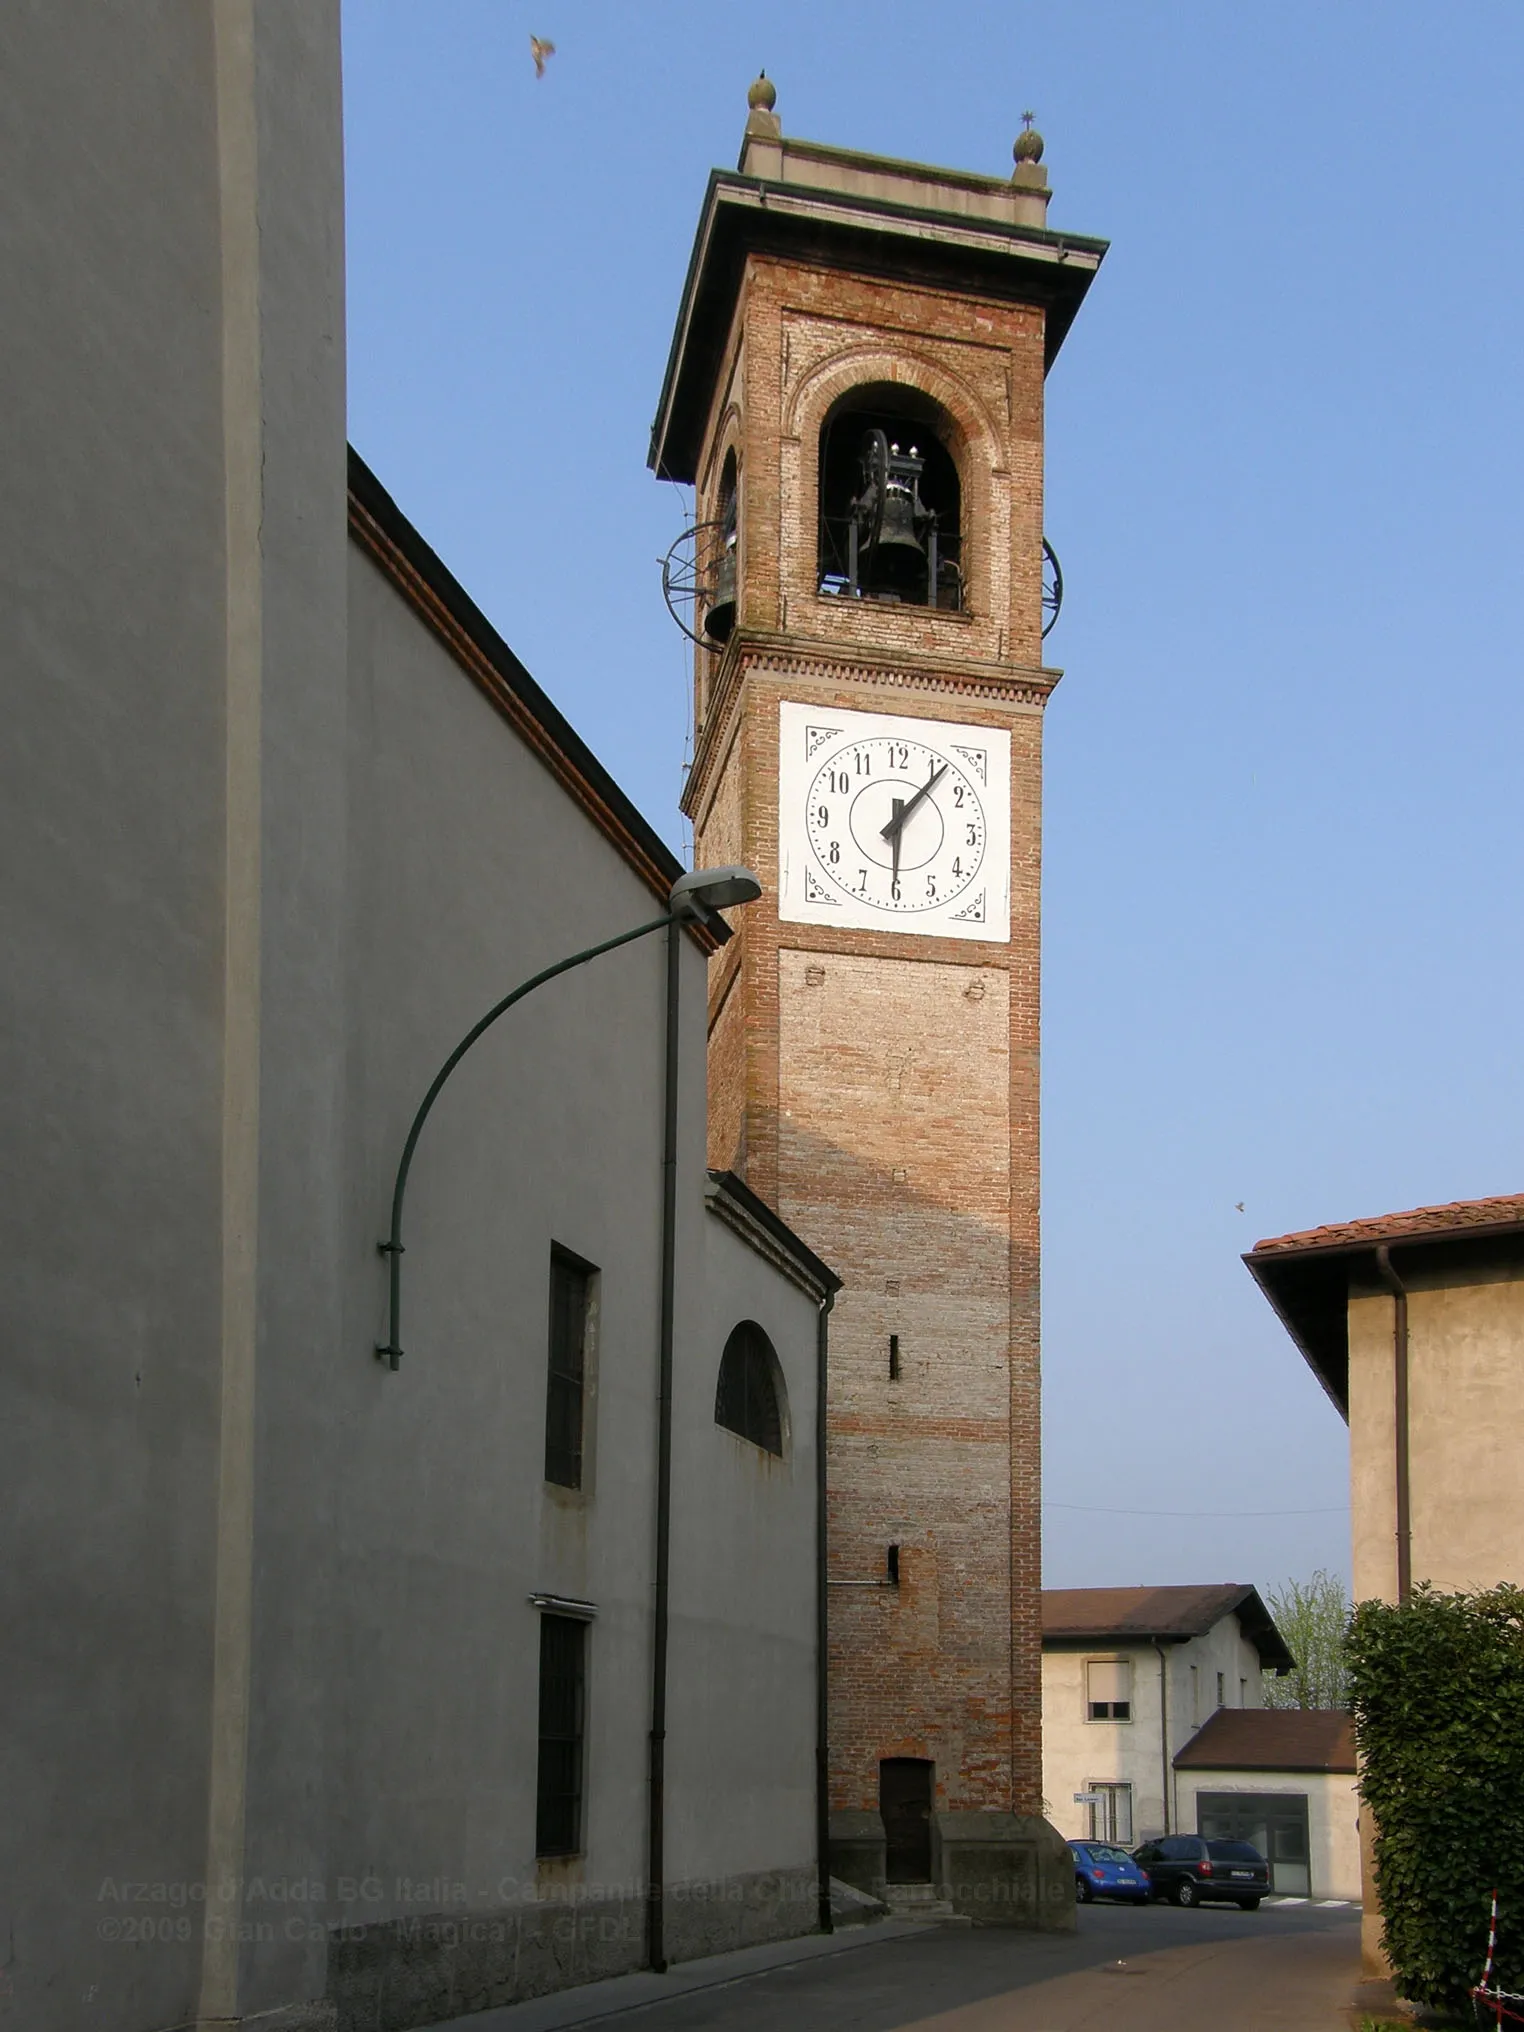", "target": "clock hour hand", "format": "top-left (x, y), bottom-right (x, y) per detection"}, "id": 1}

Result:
top-left (888, 798), bottom-right (904, 879)
top-left (880, 761), bottom-right (948, 842)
